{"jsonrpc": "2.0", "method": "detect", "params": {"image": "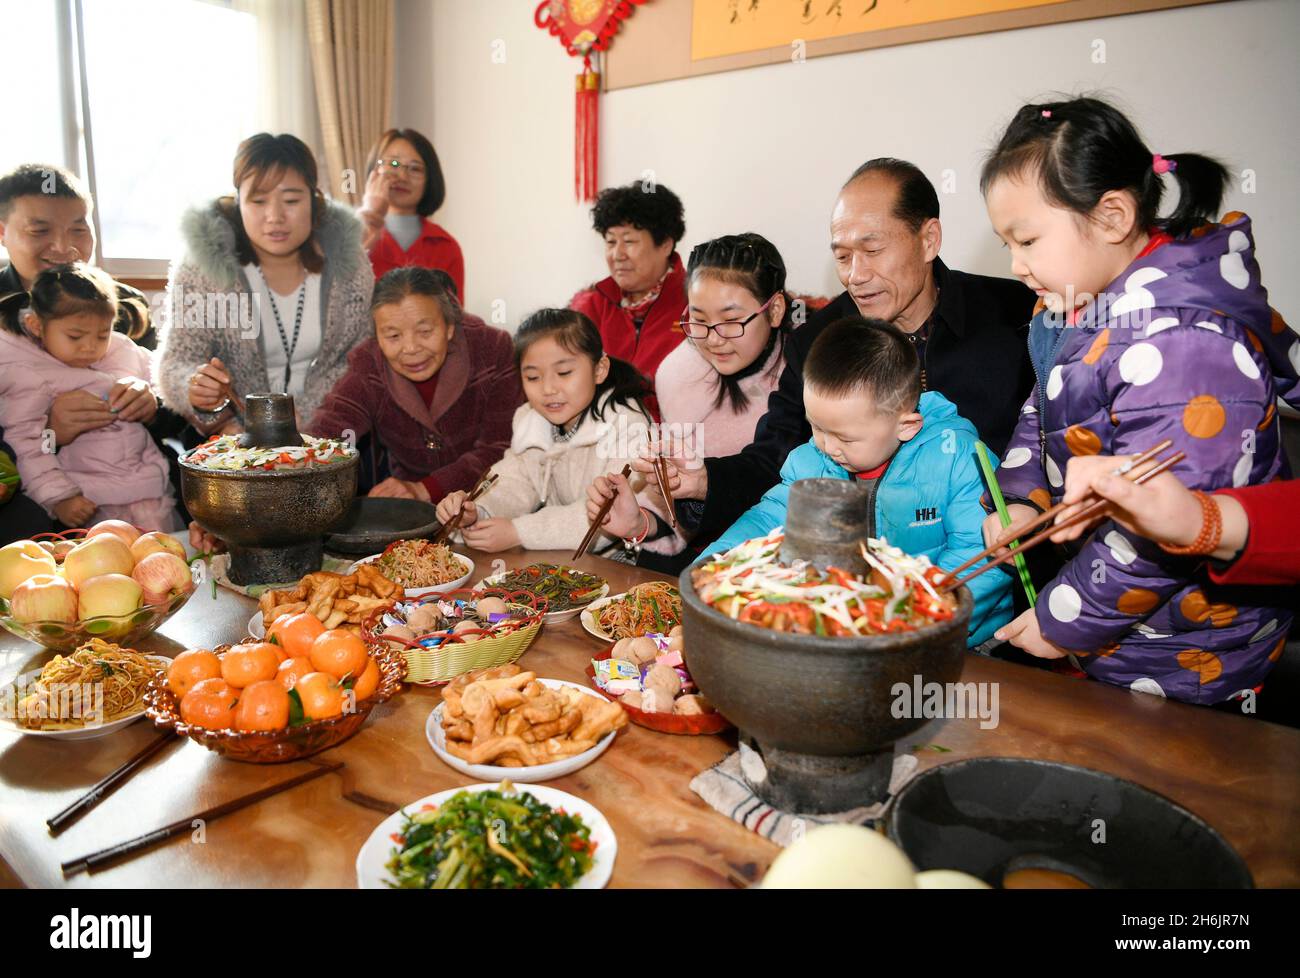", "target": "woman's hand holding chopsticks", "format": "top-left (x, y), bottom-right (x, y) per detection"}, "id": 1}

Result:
top-left (1049, 455), bottom-right (1248, 560)
top-left (630, 436), bottom-right (708, 501)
